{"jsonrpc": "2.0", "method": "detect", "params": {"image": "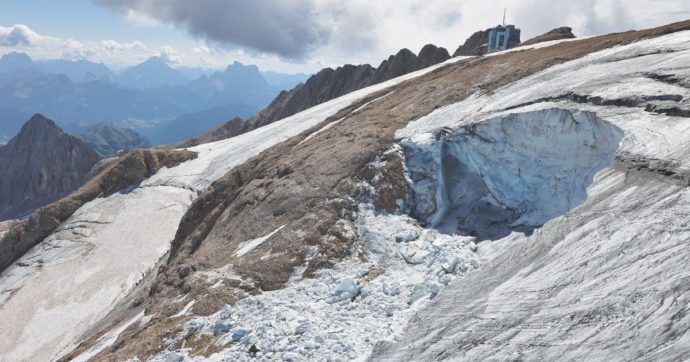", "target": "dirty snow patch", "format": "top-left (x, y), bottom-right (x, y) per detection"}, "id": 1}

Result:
top-left (172, 300), bottom-right (196, 318)
top-left (233, 225), bottom-right (286, 257)
top-left (72, 310), bottom-right (145, 362)
top-left (298, 118), bottom-right (345, 146)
